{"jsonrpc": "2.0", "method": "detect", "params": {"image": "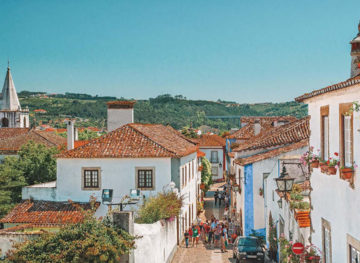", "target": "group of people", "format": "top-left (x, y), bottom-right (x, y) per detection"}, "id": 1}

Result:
top-left (184, 215), bottom-right (238, 253)
top-left (214, 185), bottom-right (230, 208)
